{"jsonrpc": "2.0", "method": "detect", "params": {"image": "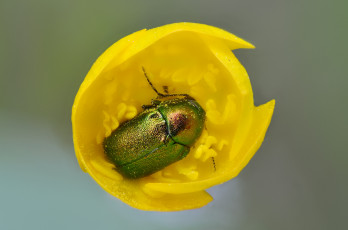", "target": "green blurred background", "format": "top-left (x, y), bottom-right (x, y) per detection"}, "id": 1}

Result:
top-left (1, 0), bottom-right (347, 229)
